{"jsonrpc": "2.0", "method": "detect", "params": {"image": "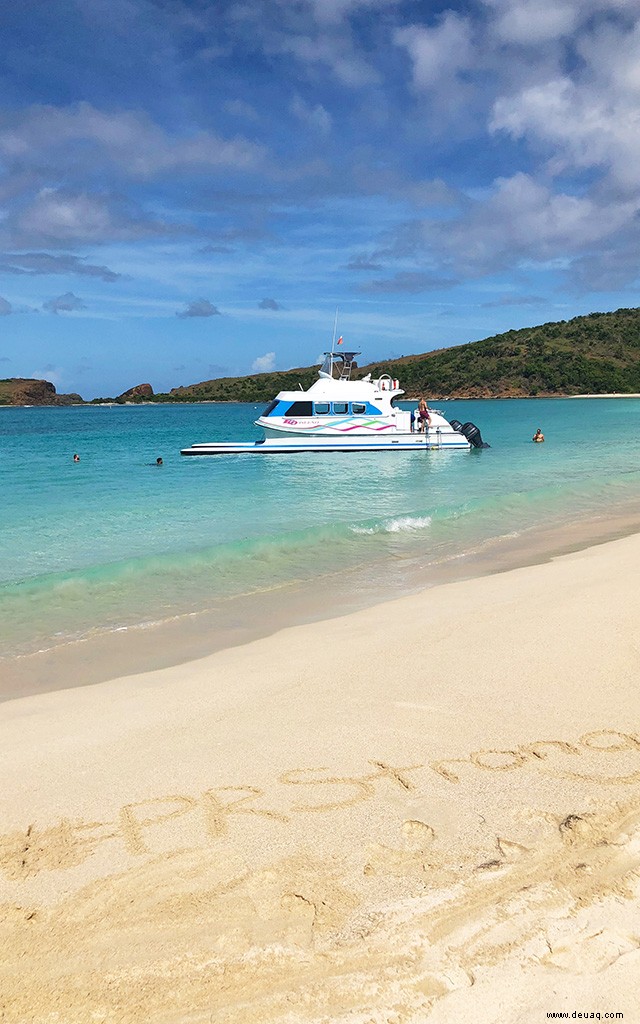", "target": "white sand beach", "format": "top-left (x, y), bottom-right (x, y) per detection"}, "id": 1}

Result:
top-left (1, 533), bottom-right (640, 1023)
